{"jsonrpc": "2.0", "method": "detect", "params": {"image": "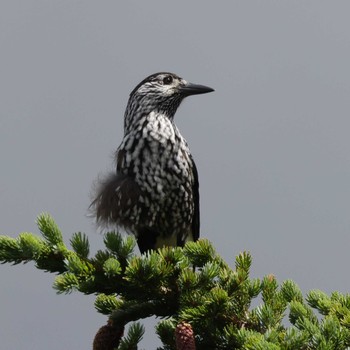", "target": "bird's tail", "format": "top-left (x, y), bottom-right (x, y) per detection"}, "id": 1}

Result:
top-left (90, 172), bottom-right (141, 229)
